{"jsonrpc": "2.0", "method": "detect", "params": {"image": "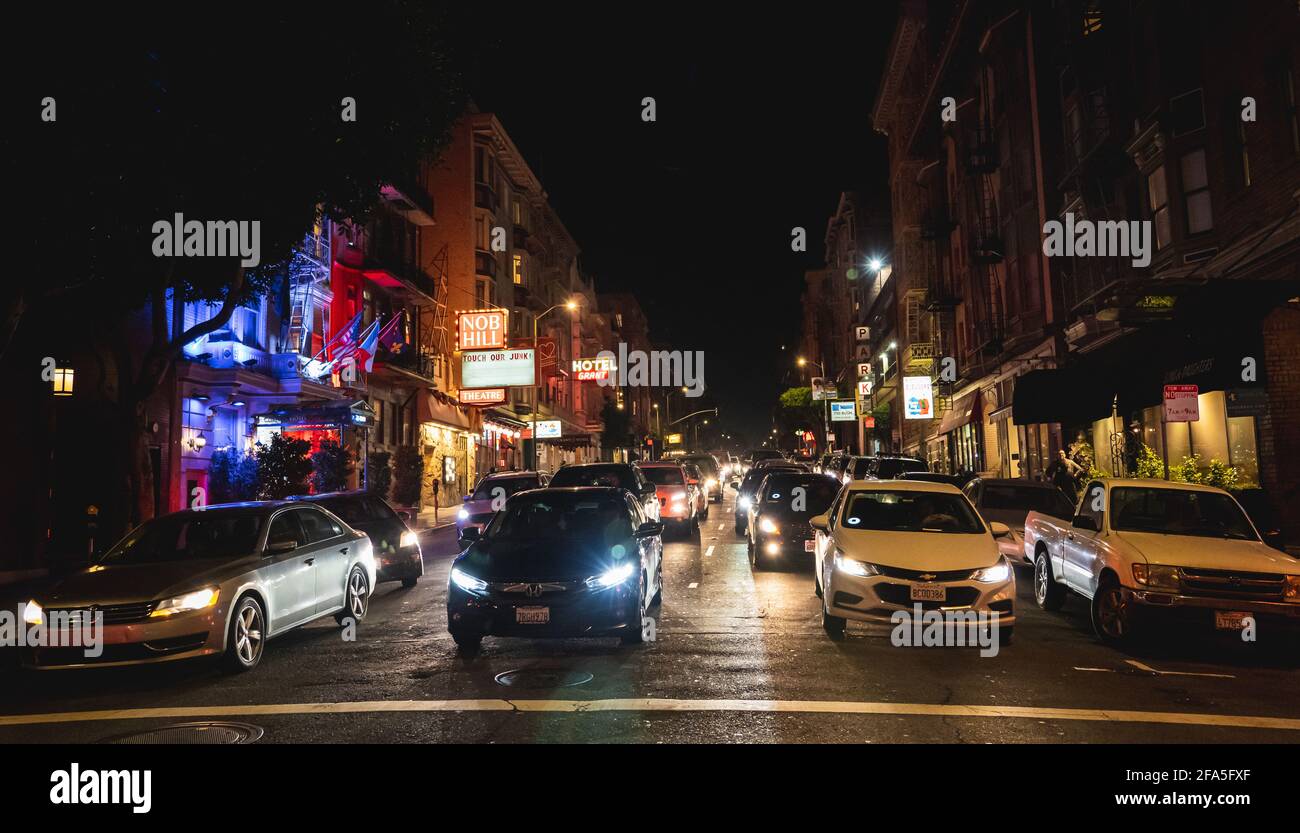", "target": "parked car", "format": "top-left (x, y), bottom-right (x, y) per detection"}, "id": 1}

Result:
top-left (842, 456), bottom-right (877, 484)
top-left (898, 471), bottom-right (970, 488)
top-left (640, 461), bottom-right (700, 536)
top-left (865, 456), bottom-right (930, 480)
top-left (811, 481), bottom-right (1016, 641)
top-left (732, 462), bottom-right (805, 535)
top-left (1024, 478), bottom-right (1300, 645)
top-left (682, 463), bottom-right (710, 519)
top-left (739, 448), bottom-right (785, 477)
top-left (746, 471), bottom-right (840, 569)
top-left (457, 471), bottom-right (549, 541)
top-left (293, 490), bottom-right (423, 587)
top-left (548, 462), bottom-right (661, 521)
top-left (825, 454), bottom-right (853, 482)
top-left (961, 478), bottom-right (1076, 564)
top-left (446, 487), bottom-right (665, 652)
top-left (680, 453), bottom-right (724, 502)
top-left (23, 502), bottom-right (376, 671)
